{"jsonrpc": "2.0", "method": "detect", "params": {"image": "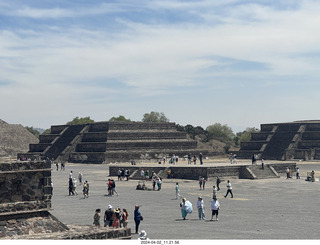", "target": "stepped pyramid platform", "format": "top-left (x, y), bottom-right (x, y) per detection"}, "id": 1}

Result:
top-left (18, 121), bottom-right (201, 164)
top-left (237, 120), bottom-right (320, 161)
